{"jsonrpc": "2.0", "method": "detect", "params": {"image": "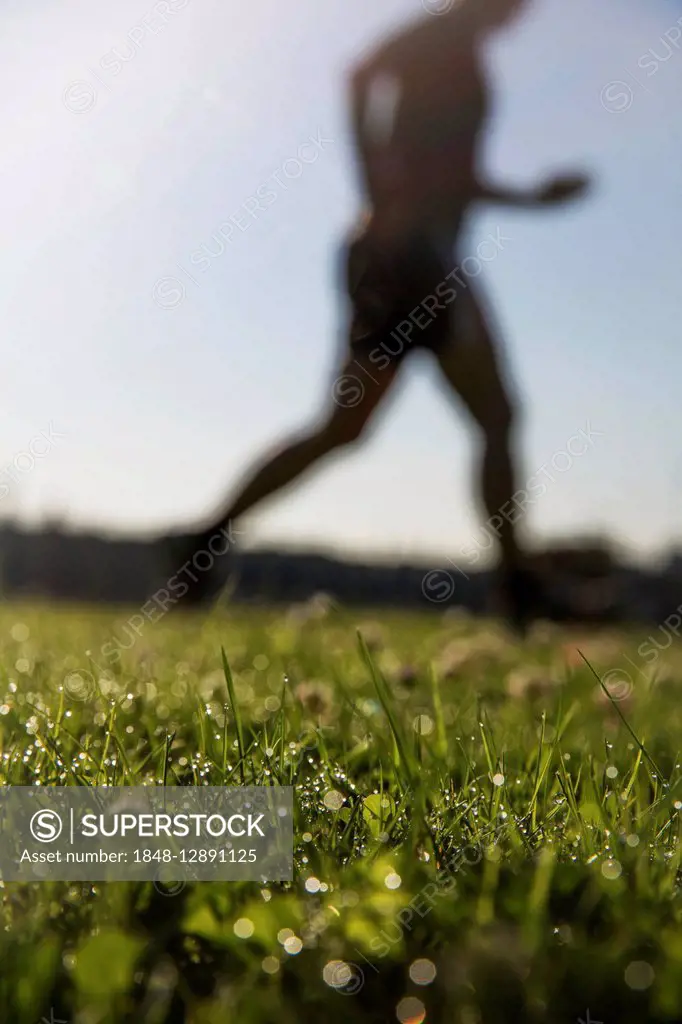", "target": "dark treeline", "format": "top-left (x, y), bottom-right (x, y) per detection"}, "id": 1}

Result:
top-left (1, 520), bottom-right (681, 625)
